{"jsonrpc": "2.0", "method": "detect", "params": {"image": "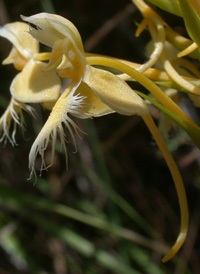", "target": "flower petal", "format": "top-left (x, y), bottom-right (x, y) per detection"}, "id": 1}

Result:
top-left (10, 59), bottom-right (61, 103)
top-left (83, 65), bottom-right (148, 116)
top-left (2, 47), bottom-right (28, 70)
top-left (21, 13), bottom-right (84, 52)
top-left (43, 39), bottom-right (63, 71)
top-left (0, 22), bottom-right (39, 59)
